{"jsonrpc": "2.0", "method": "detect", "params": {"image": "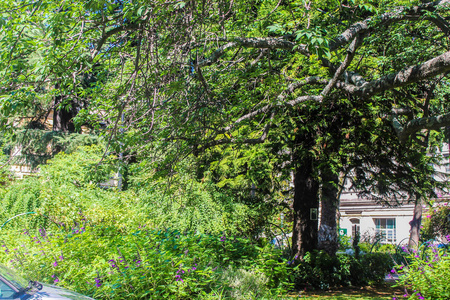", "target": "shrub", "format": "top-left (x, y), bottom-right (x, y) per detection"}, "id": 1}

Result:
top-left (294, 250), bottom-right (393, 290)
top-left (0, 220), bottom-right (296, 299)
top-left (394, 240), bottom-right (450, 300)
top-left (421, 205), bottom-right (450, 242)
top-left (0, 226), bottom-right (235, 298)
